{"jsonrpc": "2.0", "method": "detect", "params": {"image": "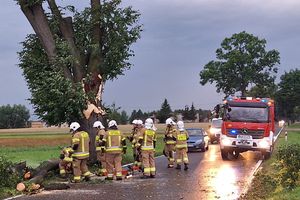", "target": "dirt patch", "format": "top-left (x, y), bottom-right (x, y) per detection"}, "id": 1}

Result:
top-left (0, 137), bottom-right (70, 147)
